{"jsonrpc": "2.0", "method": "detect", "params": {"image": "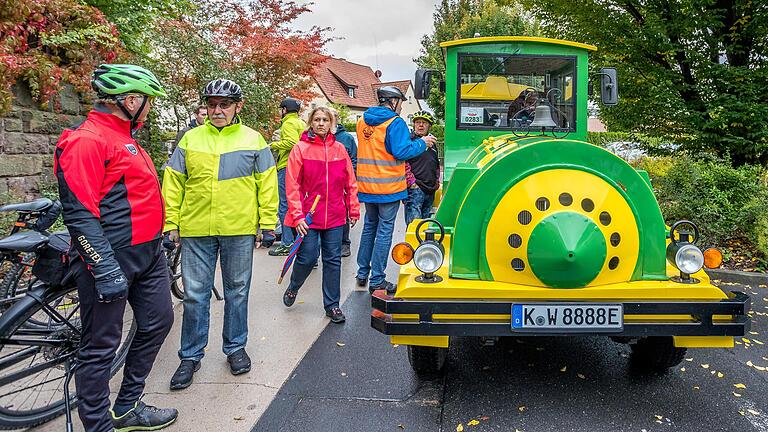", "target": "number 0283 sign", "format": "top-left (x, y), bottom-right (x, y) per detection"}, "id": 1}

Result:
top-left (460, 107), bottom-right (483, 124)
